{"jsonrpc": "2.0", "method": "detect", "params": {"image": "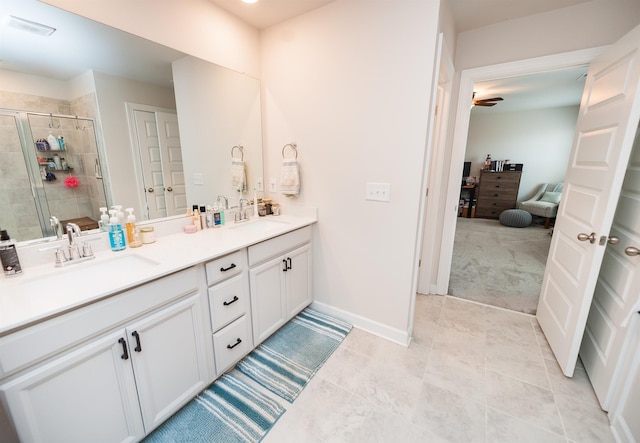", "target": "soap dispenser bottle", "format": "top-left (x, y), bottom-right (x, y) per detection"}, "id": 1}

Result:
top-left (0, 230), bottom-right (22, 276)
top-left (125, 208), bottom-right (142, 248)
top-left (108, 210), bottom-right (126, 251)
top-left (98, 207), bottom-right (109, 231)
